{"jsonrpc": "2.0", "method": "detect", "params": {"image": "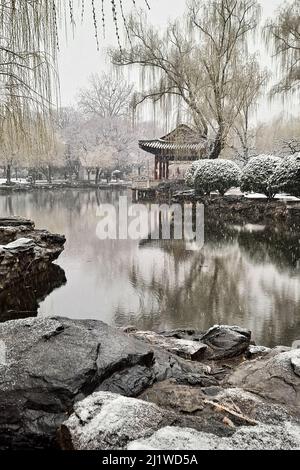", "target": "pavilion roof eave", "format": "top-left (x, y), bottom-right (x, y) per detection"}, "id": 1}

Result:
top-left (139, 140), bottom-right (207, 153)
